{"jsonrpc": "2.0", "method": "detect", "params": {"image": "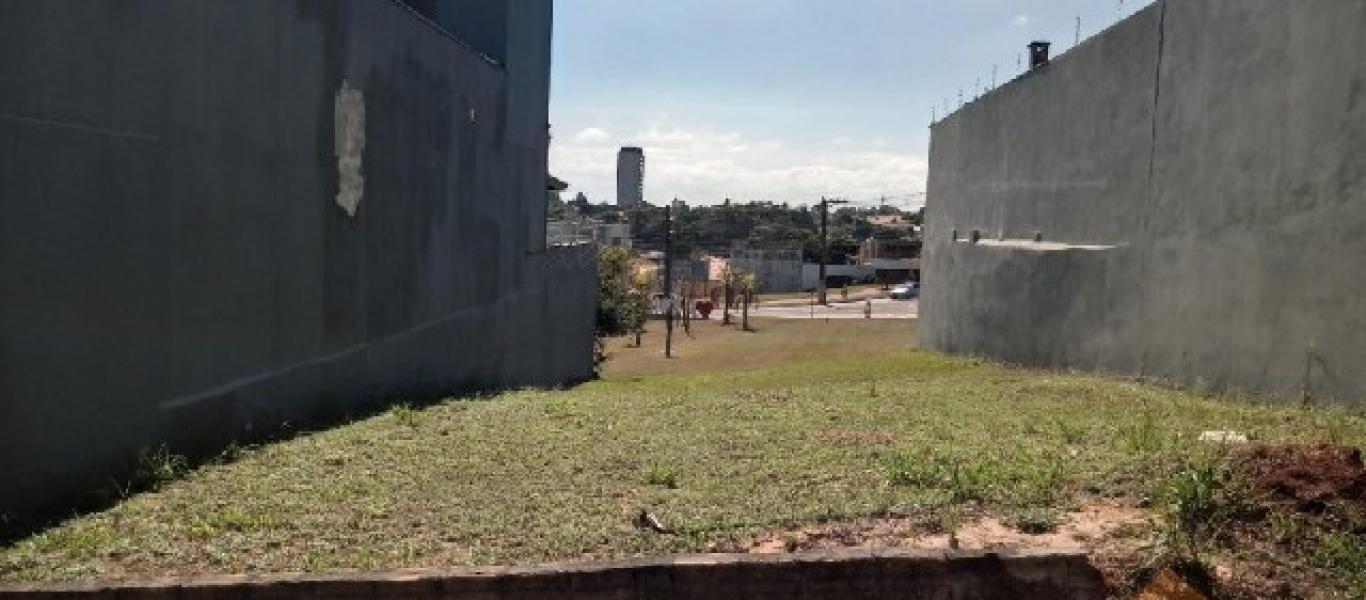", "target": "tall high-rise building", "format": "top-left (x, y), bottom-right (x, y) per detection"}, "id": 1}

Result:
top-left (617, 146), bottom-right (645, 208)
